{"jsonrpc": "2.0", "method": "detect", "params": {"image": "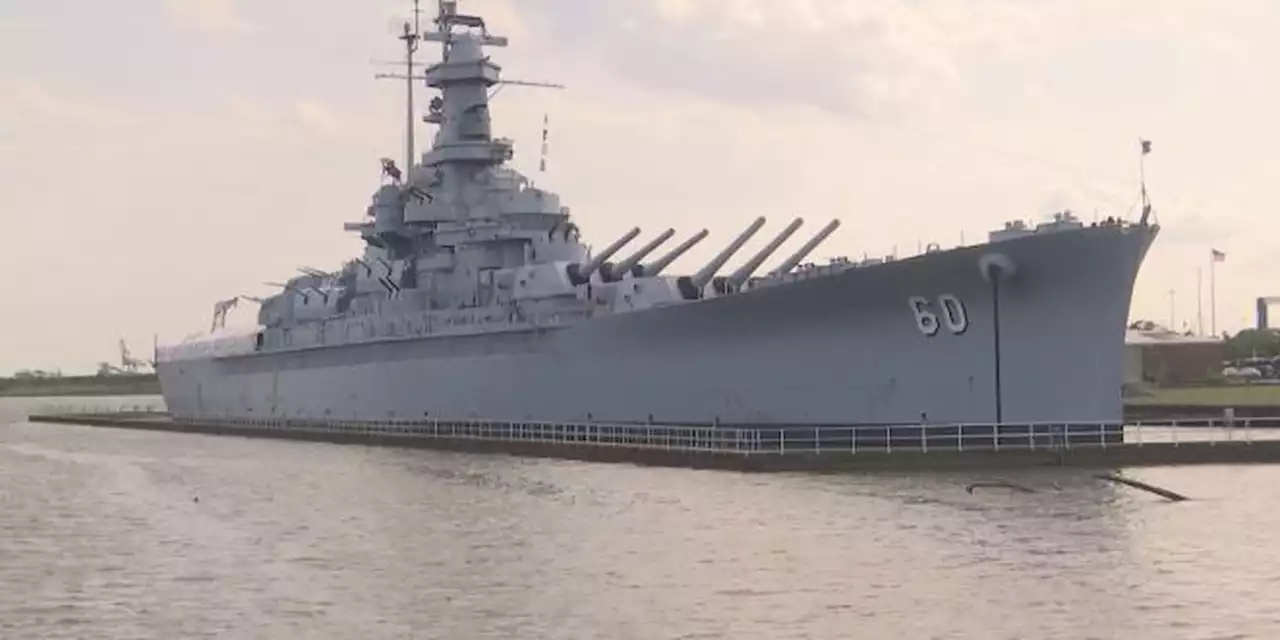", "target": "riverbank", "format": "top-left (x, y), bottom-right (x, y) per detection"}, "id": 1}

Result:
top-left (0, 374), bottom-right (160, 398)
